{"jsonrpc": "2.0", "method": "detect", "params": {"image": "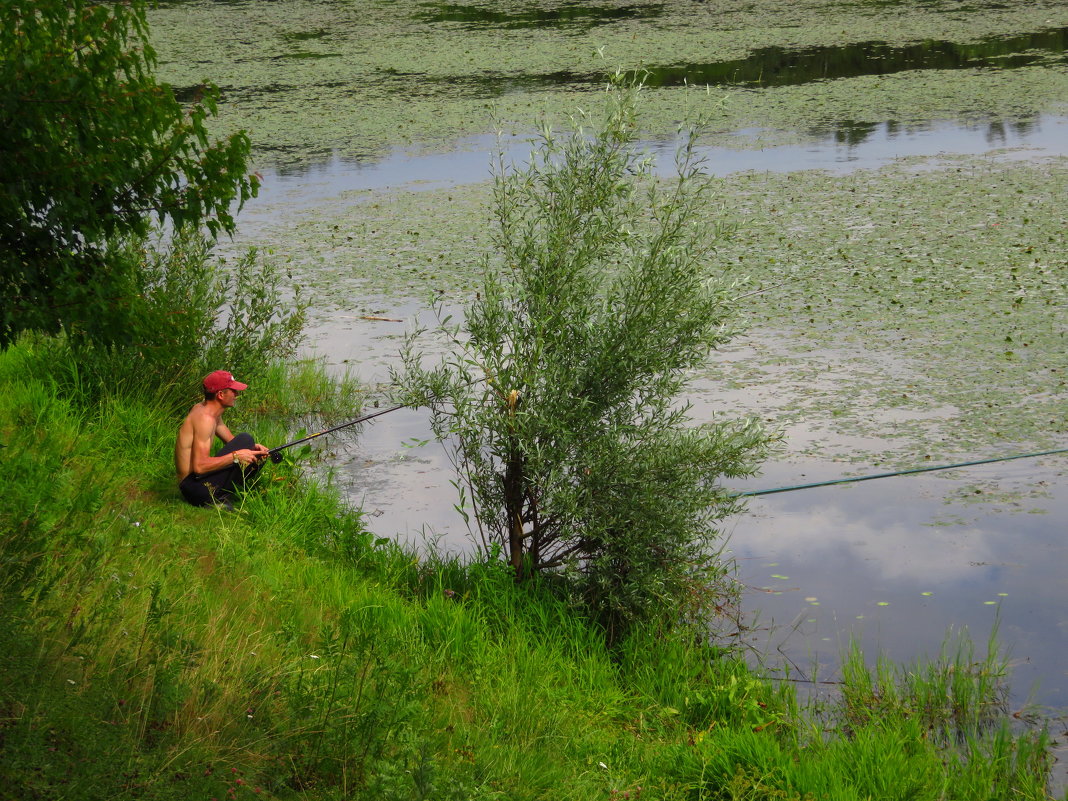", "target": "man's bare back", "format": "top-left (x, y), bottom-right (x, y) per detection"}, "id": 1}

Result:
top-left (174, 400), bottom-right (228, 482)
